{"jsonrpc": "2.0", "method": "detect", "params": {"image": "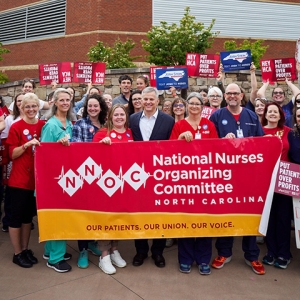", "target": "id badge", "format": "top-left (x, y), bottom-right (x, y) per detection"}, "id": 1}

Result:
top-left (236, 129), bottom-right (244, 138)
top-left (195, 133), bottom-right (201, 140)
